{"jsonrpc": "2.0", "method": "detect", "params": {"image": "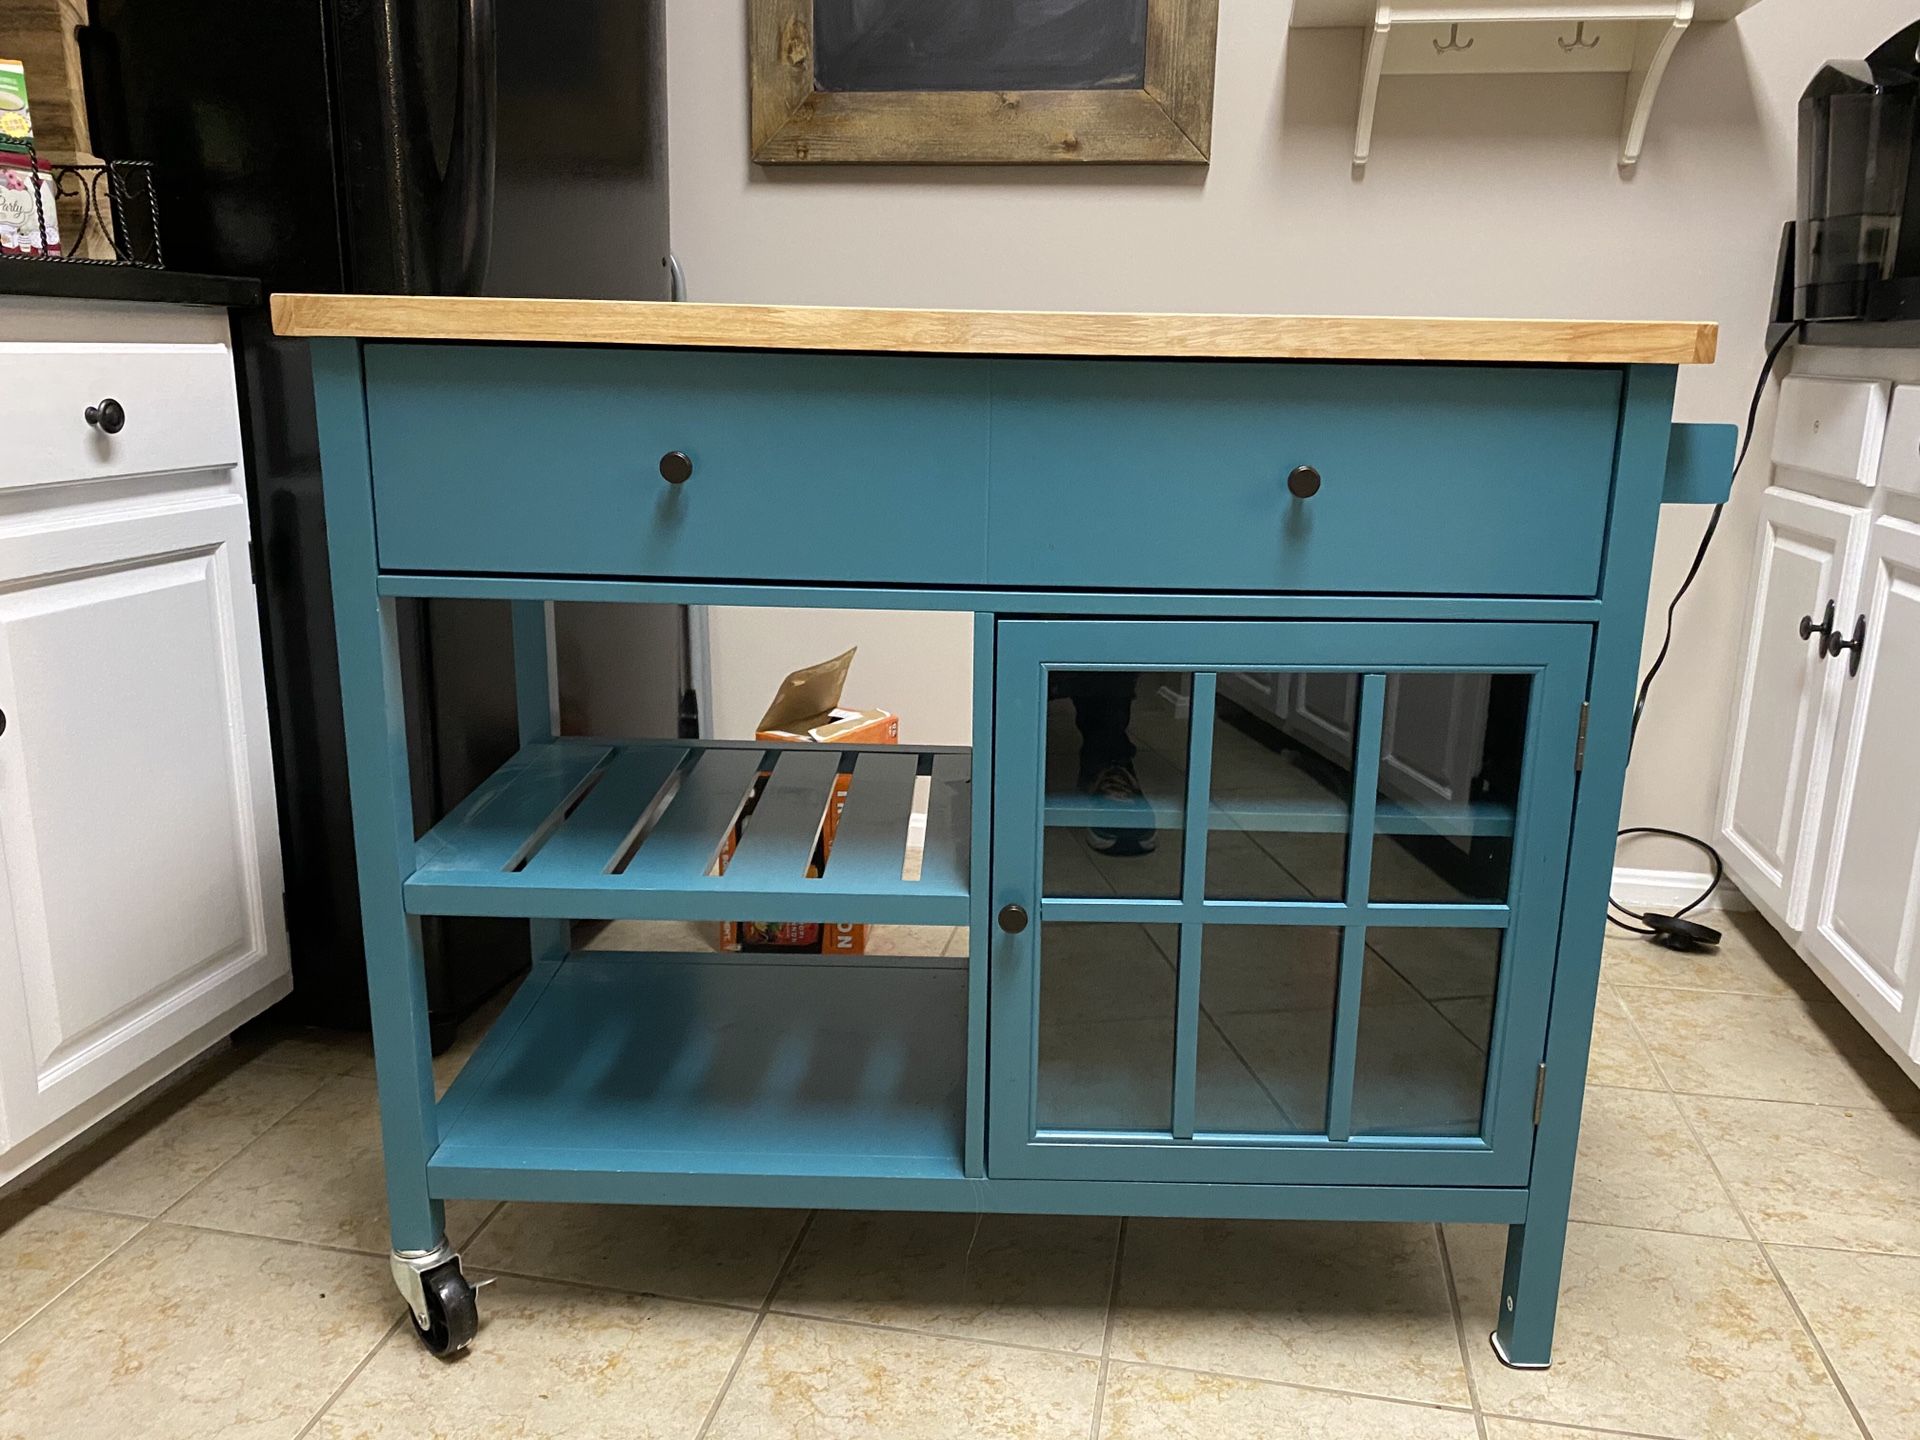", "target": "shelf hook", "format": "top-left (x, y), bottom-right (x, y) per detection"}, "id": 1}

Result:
top-left (1433, 23), bottom-right (1474, 54)
top-left (1558, 21), bottom-right (1601, 51)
